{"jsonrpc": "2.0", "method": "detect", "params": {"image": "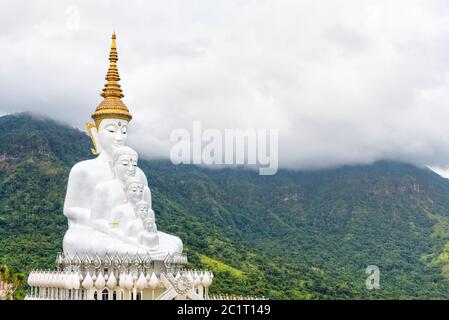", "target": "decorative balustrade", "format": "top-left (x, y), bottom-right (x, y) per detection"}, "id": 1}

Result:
top-left (26, 252), bottom-right (265, 300)
top-left (55, 252), bottom-right (187, 273)
top-left (25, 267), bottom-right (214, 300)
